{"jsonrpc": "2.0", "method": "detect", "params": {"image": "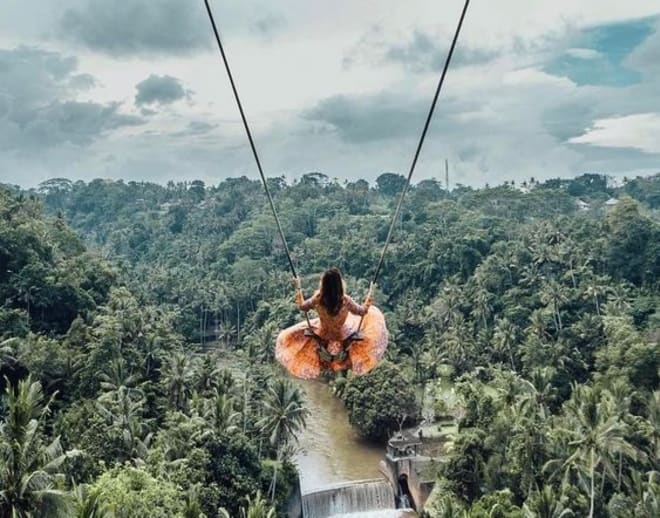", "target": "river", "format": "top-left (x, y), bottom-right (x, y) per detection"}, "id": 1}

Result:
top-left (293, 379), bottom-right (384, 492)
top-left (214, 347), bottom-right (415, 516)
top-left (294, 380), bottom-right (417, 518)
